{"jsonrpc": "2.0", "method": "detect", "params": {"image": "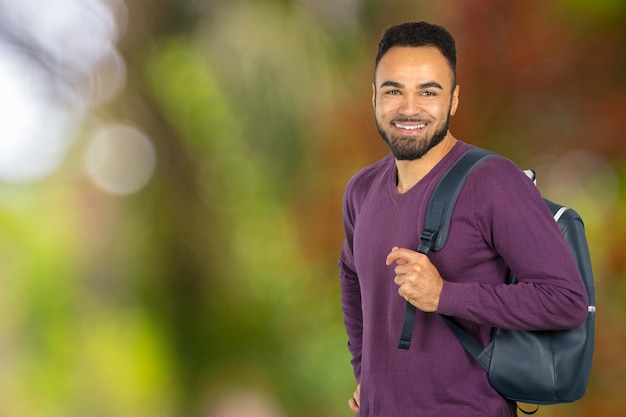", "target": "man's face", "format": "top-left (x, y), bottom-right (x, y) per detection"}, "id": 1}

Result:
top-left (373, 46), bottom-right (459, 160)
